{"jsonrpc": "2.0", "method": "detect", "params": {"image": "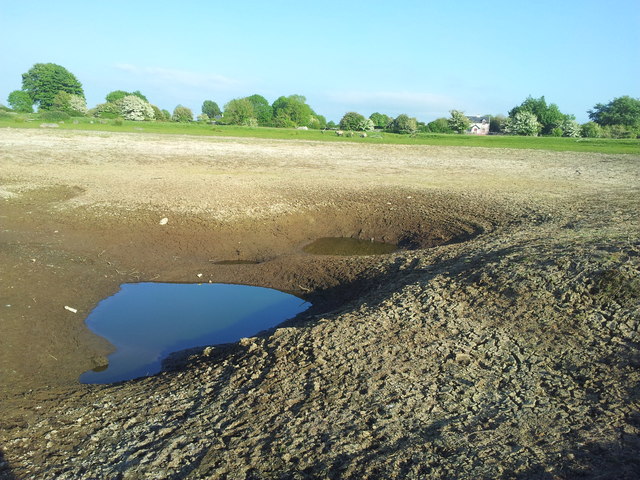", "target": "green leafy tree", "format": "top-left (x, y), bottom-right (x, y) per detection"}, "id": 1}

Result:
top-left (588, 96), bottom-right (640, 128)
top-left (172, 105), bottom-right (193, 122)
top-left (489, 114), bottom-right (506, 133)
top-left (105, 90), bottom-right (148, 103)
top-left (388, 114), bottom-right (417, 134)
top-left (244, 94), bottom-right (273, 126)
top-left (339, 111), bottom-right (367, 131)
top-left (150, 105), bottom-right (165, 121)
top-left (51, 91), bottom-right (87, 116)
top-left (503, 111), bottom-right (541, 136)
top-left (223, 98), bottom-right (256, 126)
top-left (310, 114), bottom-right (327, 130)
top-left (509, 96), bottom-right (570, 135)
top-left (369, 112), bottom-right (392, 129)
top-left (448, 110), bottom-right (471, 133)
top-left (7, 90), bottom-right (33, 113)
top-left (272, 95), bottom-right (314, 127)
top-left (21, 63), bottom-right (84, 110)
top-left (426, 118), bottom-right (453, 133)
top-left (106, 90), bottom-right (129, 103)
top-left (201, 100), bottom-right (221, 119)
